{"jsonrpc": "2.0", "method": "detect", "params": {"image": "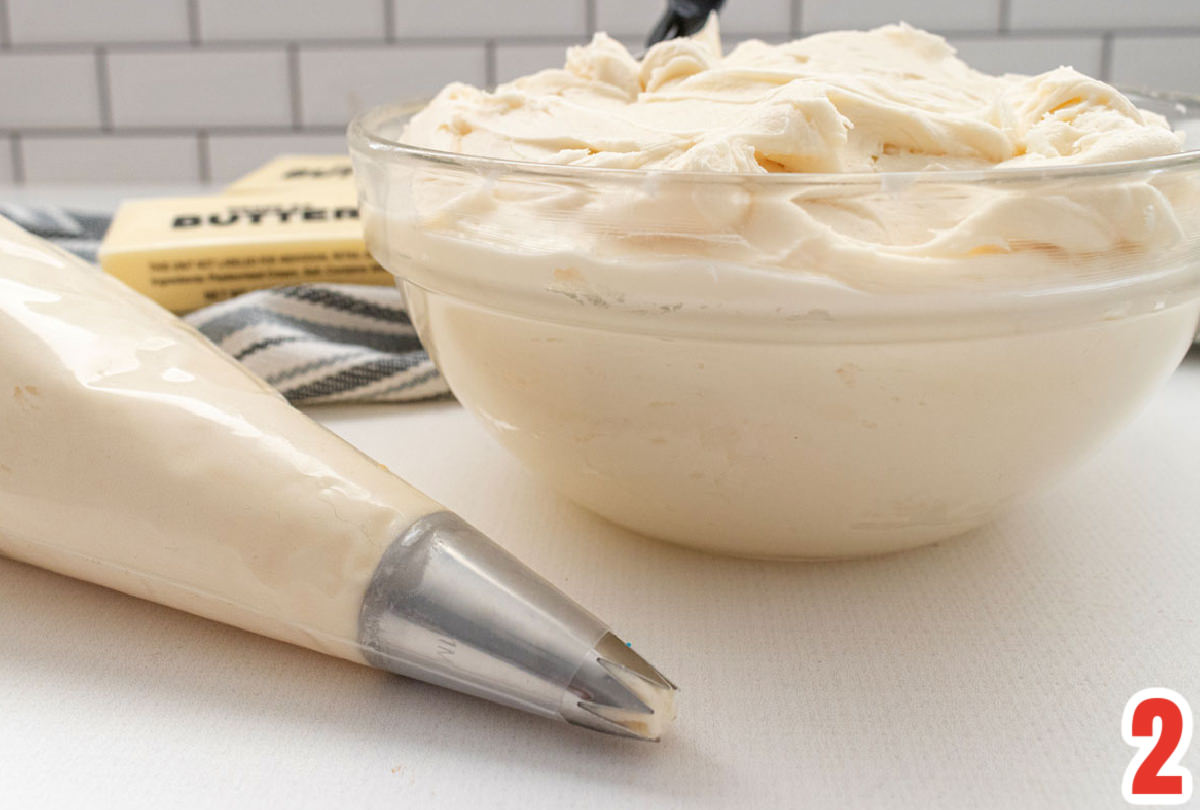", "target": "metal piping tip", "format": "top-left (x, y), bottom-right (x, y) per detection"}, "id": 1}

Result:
top-left (359, 512), bottom-right (679, 741)
top-left (560, 633), bottom-right (679, 742)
